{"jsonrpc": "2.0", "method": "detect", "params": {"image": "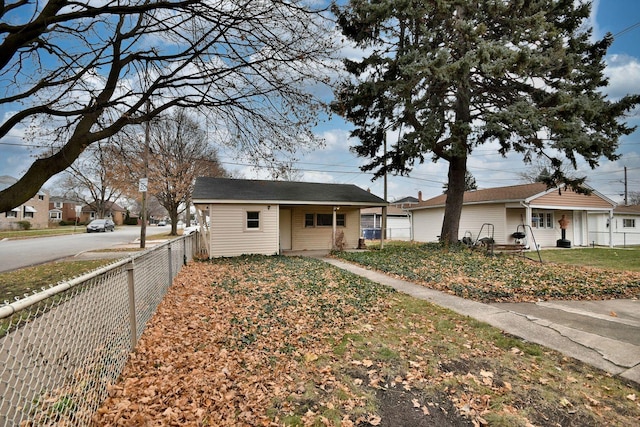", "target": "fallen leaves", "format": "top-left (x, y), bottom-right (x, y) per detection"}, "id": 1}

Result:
top-left (92, 255), bottom-right (640, 426)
